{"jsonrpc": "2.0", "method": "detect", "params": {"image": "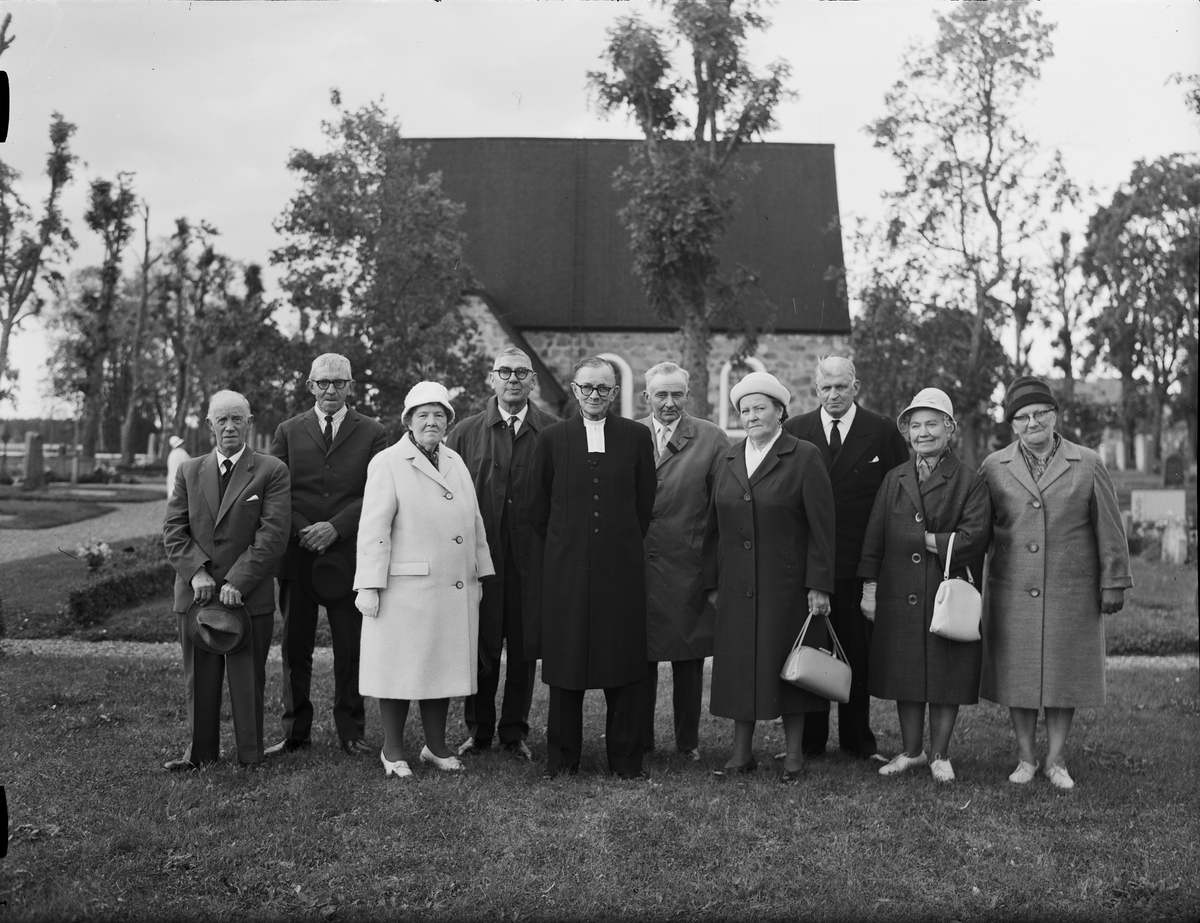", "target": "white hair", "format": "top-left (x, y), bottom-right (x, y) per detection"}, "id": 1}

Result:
top-left (815, 355), bottom-right (856, 384)
top-left (309, 353), bottom-right (352, 379)
top-left (207, 390), bottom-right (251, 420)
top-left (644, 361), bottom-right (690, 389)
